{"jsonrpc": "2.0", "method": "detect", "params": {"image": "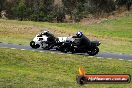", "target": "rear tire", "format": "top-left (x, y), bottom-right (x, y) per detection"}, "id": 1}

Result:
top-left (87, 47), bottom-right (99, 56)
